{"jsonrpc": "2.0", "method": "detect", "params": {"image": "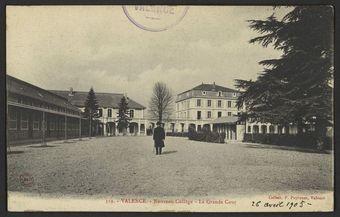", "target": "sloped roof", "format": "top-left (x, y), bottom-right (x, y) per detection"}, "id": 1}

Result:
top-left (192, 83), bottom-right (237, 92)
top-left (6, 75), bottom-right (81, 113)
top-left (209, 116), bottom-right (239, 124)
top-left (50, 90), bottom-right (146, 109)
